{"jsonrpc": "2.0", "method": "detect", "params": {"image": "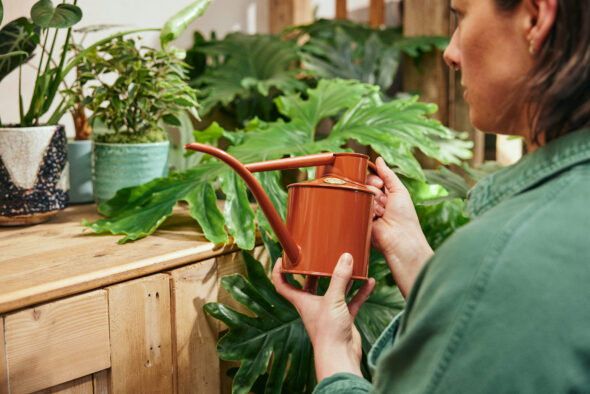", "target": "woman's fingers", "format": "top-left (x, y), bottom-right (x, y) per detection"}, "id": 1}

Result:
top-left (375, 157), bottom-right (406, 195)
top-left (348, 278), bottom-right (376, 319)
top-left (272, 259), bottom-right (310, 305)
top-left (325, 253), bottom-right (354, 301)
